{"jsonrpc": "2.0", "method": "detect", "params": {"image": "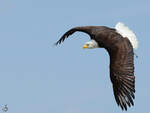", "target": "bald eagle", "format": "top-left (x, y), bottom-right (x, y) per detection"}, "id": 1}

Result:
top-left (55, 22), bottom-right (138, 111)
